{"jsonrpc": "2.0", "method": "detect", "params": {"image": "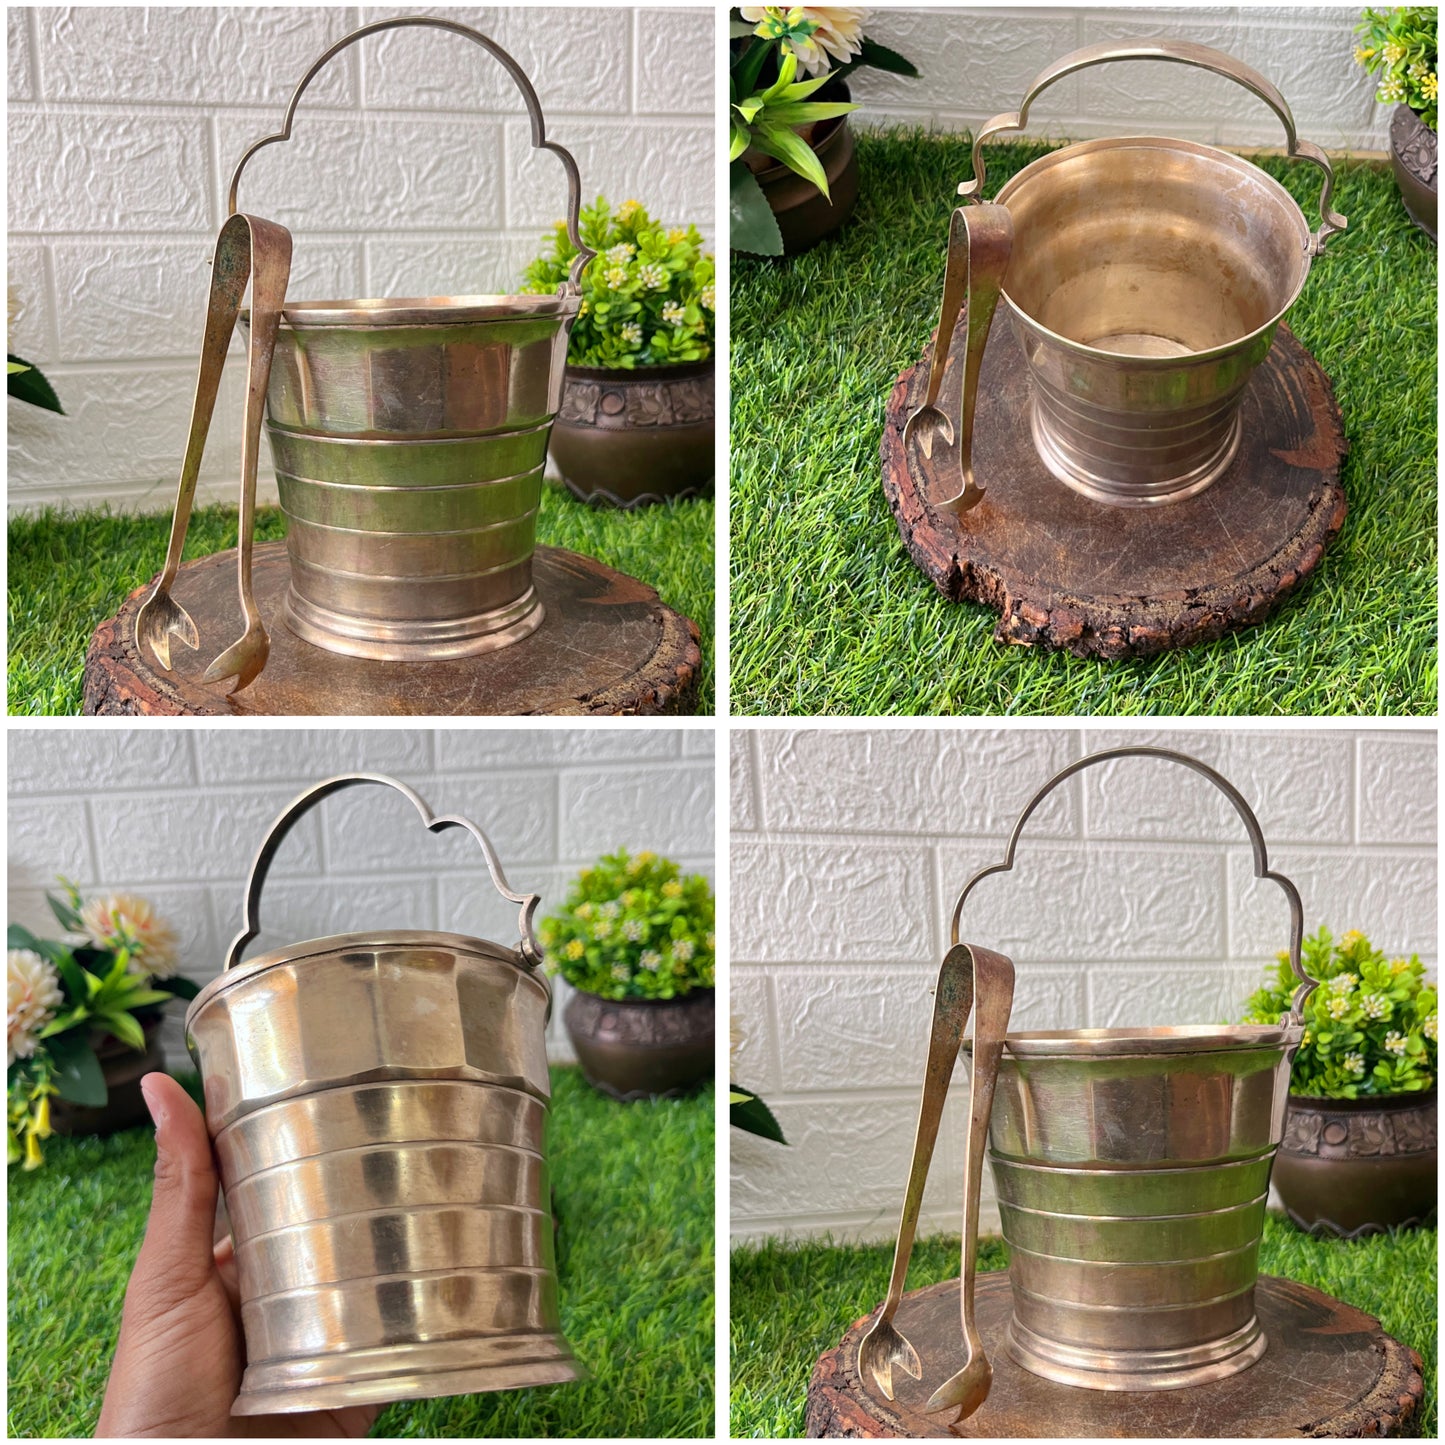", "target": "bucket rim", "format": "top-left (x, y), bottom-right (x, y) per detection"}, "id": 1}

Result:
top-left (999, 1023), bottom-right (1301, 1057)
top-left (186, 929), bottom-right (544, 1024)
top-left (243, 294), bottom-right (578, 329)
top-left (995, 133), bottom-right (1314, 366)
